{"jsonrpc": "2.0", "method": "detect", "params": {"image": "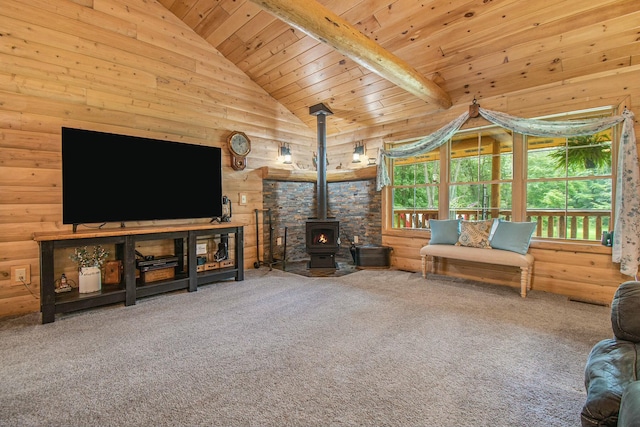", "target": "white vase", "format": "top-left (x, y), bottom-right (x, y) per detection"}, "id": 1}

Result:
top-left (79, 266), bottom-right (101, 293)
